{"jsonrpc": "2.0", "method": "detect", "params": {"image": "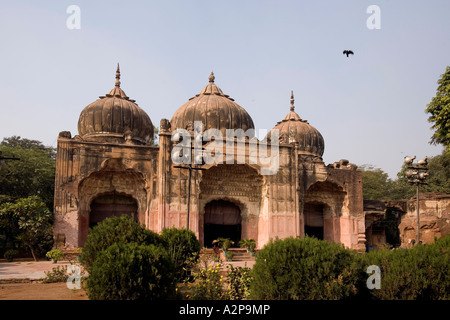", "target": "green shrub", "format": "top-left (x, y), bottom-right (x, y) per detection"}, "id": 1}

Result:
top-left (0, 196), bottom-right (53, 260)
top-left (4, 249), bottom-right (18, 261)
top-left (360, 235), bottom-right (450, 300)
top-left (46, 249), bottom-right (63, 262)
top-left (239, 238), bottom-right (256, 252)
top-left (250, 236), bottom-right (359, 300)
top-left (161, 227), bottom-right (200, 282)
top-left (86, 242), bottom-right (176, 300)
top-left (79, 215), bottom-right (164, 272)
top-left (186, 263), bottom-right (226, 300)
top-left (226, 264), bottom-right (253, 300)
top-left (213, 237), bottom-right (234, 251)
top-left (42, 265), bottom-right (68, 283)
